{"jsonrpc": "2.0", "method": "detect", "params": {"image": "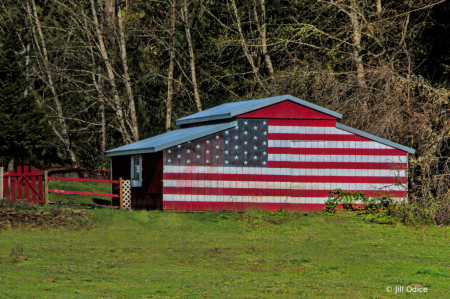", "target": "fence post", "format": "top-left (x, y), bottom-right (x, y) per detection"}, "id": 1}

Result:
top-left (44, 171), bottom-right (49, 204)
top-left (0, 167), bottom-right (3, 200)
top-left (119, 177), bottom-right (123, 209)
